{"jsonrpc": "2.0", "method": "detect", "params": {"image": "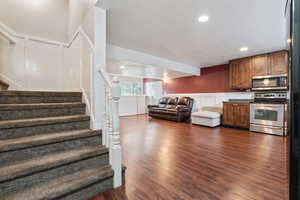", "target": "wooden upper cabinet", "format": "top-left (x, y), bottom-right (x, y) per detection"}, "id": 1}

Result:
top-left (228, 50), bottom-right (289, 90)
top-left (229, 60), bottom-right (239, 89)
top-left (229, 58), bottom-right (252, 89)
top-left (268, 51), bottom-right (288, 75)
top-left (252, 54), bottom-right (269, 77)
top-left (239, 58), bottom-right (252, 89)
